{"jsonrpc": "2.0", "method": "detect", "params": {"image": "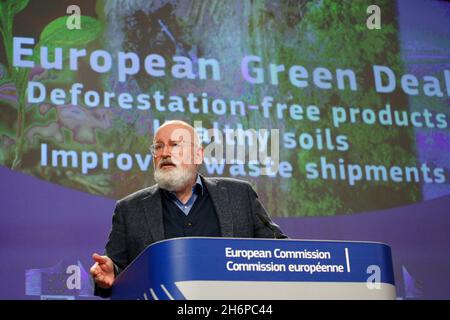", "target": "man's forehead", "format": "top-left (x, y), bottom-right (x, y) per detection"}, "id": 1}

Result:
top-left (155, 124), bottom-right (195, 141)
